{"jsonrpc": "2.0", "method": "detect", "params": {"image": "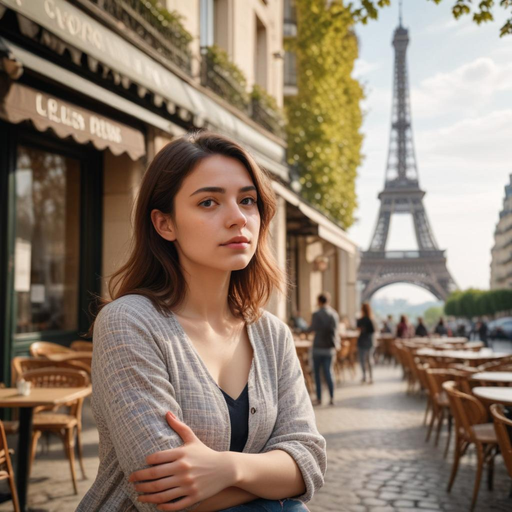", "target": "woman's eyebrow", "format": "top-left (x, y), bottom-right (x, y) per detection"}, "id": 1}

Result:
top-left (190, 185), bottom-right (257, 197)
